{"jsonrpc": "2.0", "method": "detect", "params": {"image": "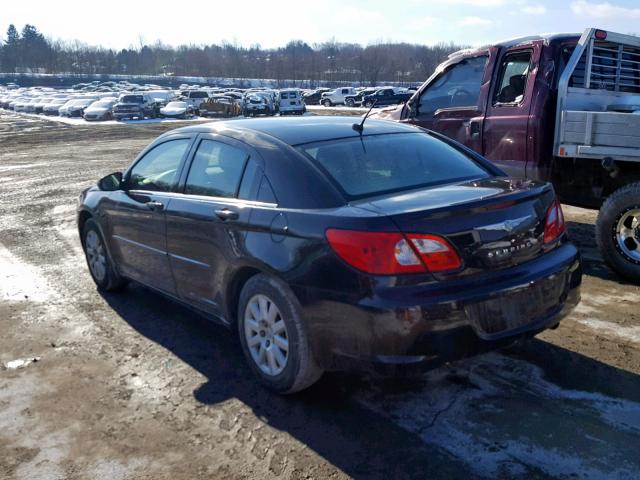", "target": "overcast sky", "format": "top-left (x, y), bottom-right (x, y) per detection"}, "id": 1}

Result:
top-left (2, 0), bottom-right (640, 49)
